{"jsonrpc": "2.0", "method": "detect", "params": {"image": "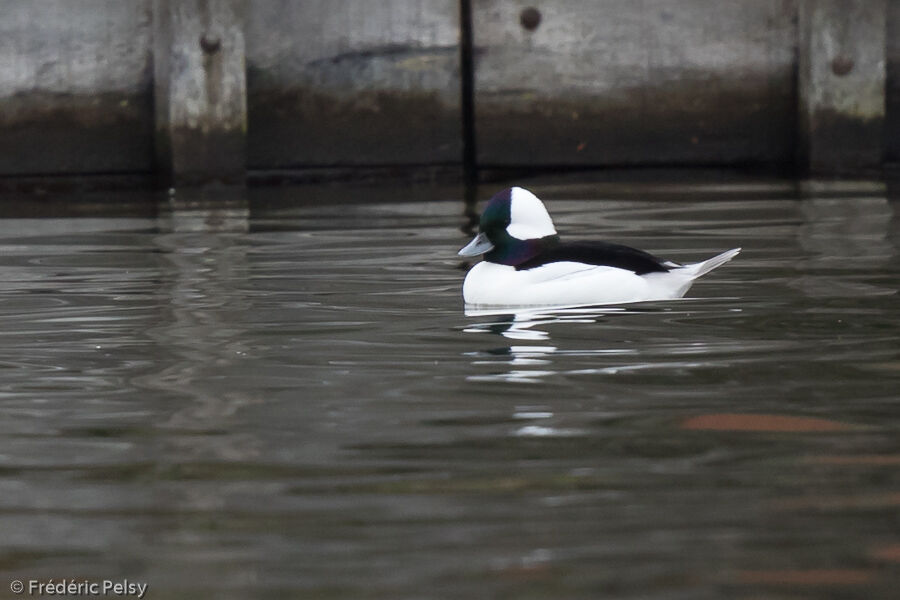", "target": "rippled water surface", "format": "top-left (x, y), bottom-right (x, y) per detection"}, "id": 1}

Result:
top-left (0, 179), bottom-right (898, 599)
